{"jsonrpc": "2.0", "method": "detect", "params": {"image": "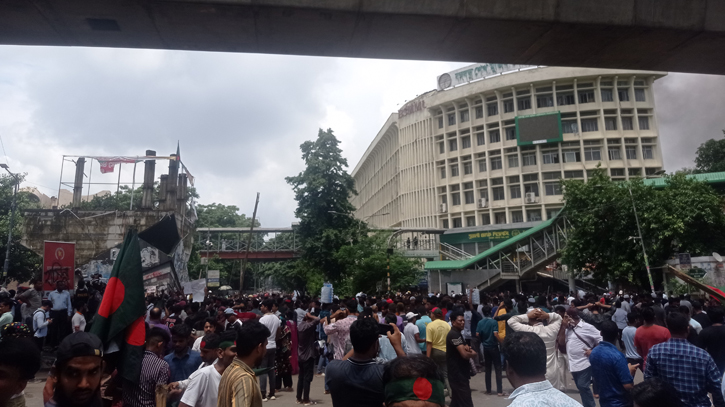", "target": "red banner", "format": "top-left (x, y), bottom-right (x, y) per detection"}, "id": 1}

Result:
top-left (43, 242), bottom-right (75, 291)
